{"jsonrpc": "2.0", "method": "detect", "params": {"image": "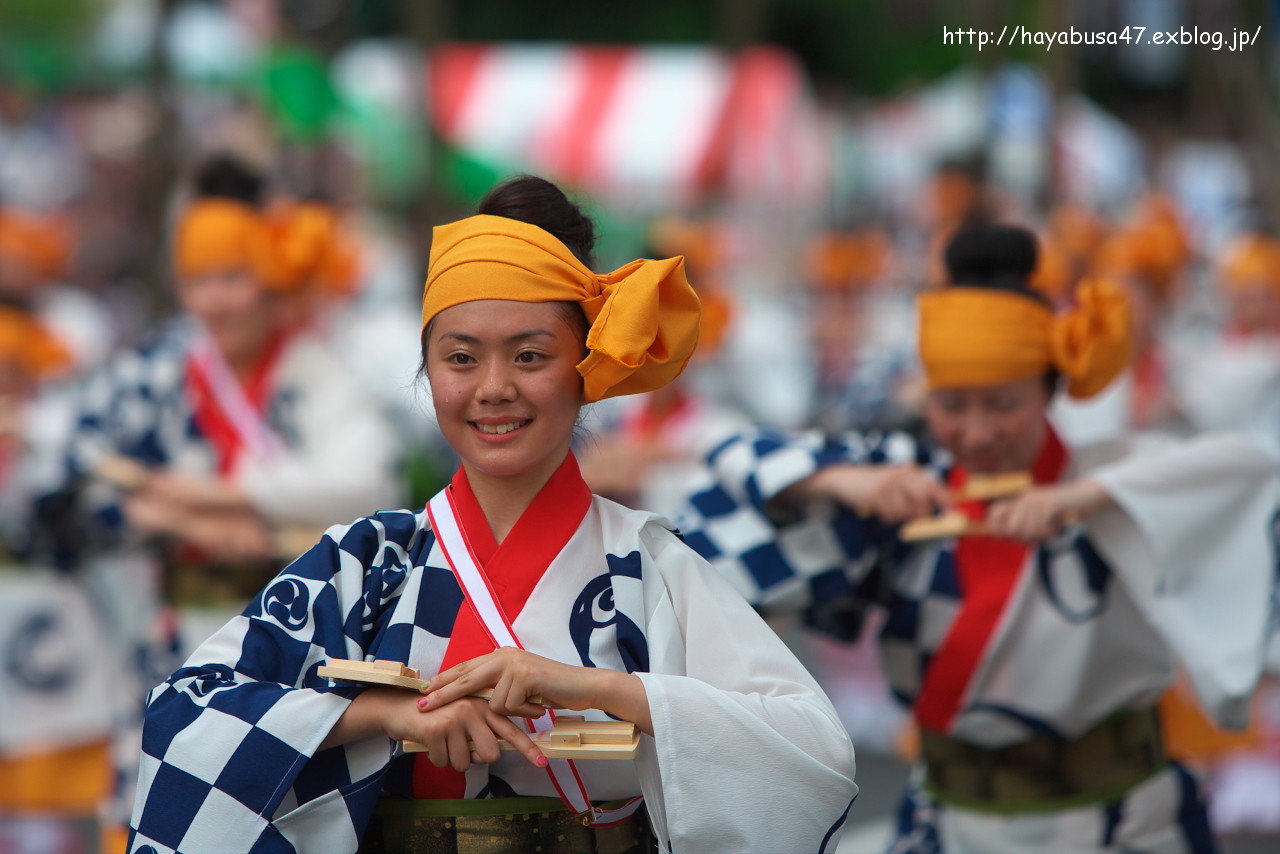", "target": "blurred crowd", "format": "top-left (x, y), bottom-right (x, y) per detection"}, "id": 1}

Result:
top-left (2, 27), bottom-right (1280, 854)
